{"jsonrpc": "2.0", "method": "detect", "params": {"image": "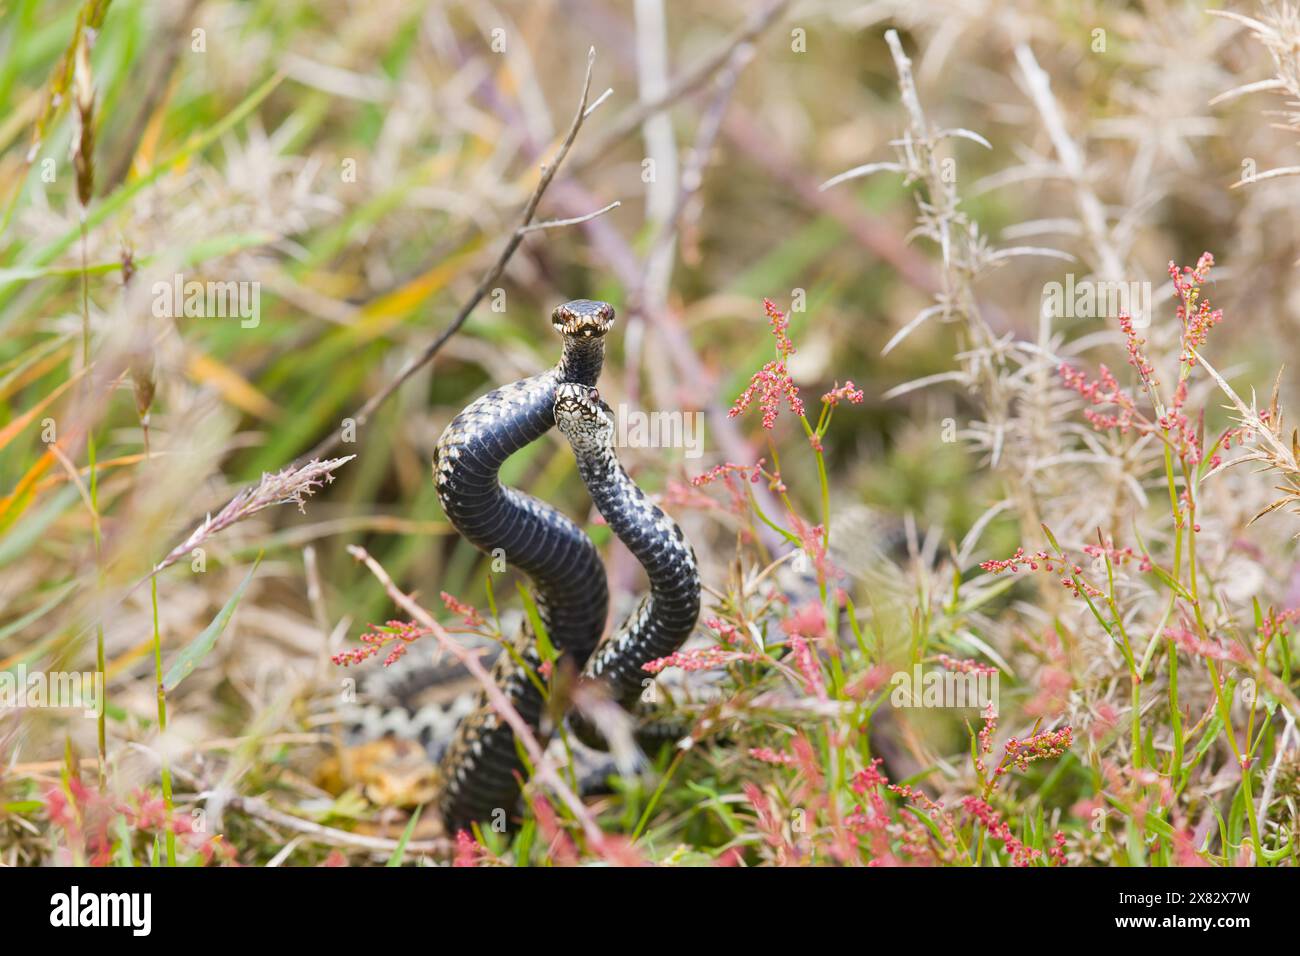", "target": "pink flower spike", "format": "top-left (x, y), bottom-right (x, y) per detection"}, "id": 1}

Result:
top-left (643, 646), bottom-right (762, 674)
top-left (728, 300), bottom-right (806, 428)
top-left (822, 380), bottom-right (865, 406)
